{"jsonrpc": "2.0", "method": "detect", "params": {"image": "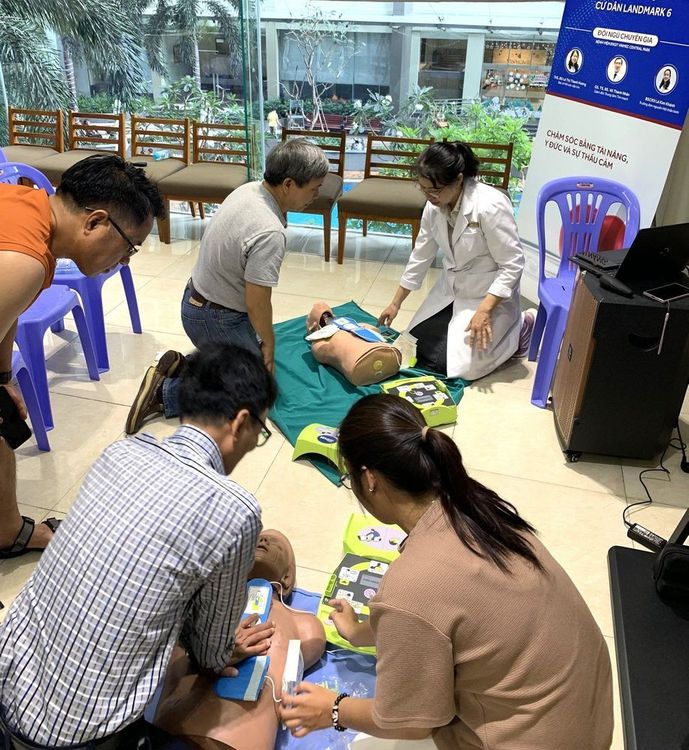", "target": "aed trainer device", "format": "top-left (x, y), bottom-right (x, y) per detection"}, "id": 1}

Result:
top-left (214, 578), bottom-right (273, 701)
